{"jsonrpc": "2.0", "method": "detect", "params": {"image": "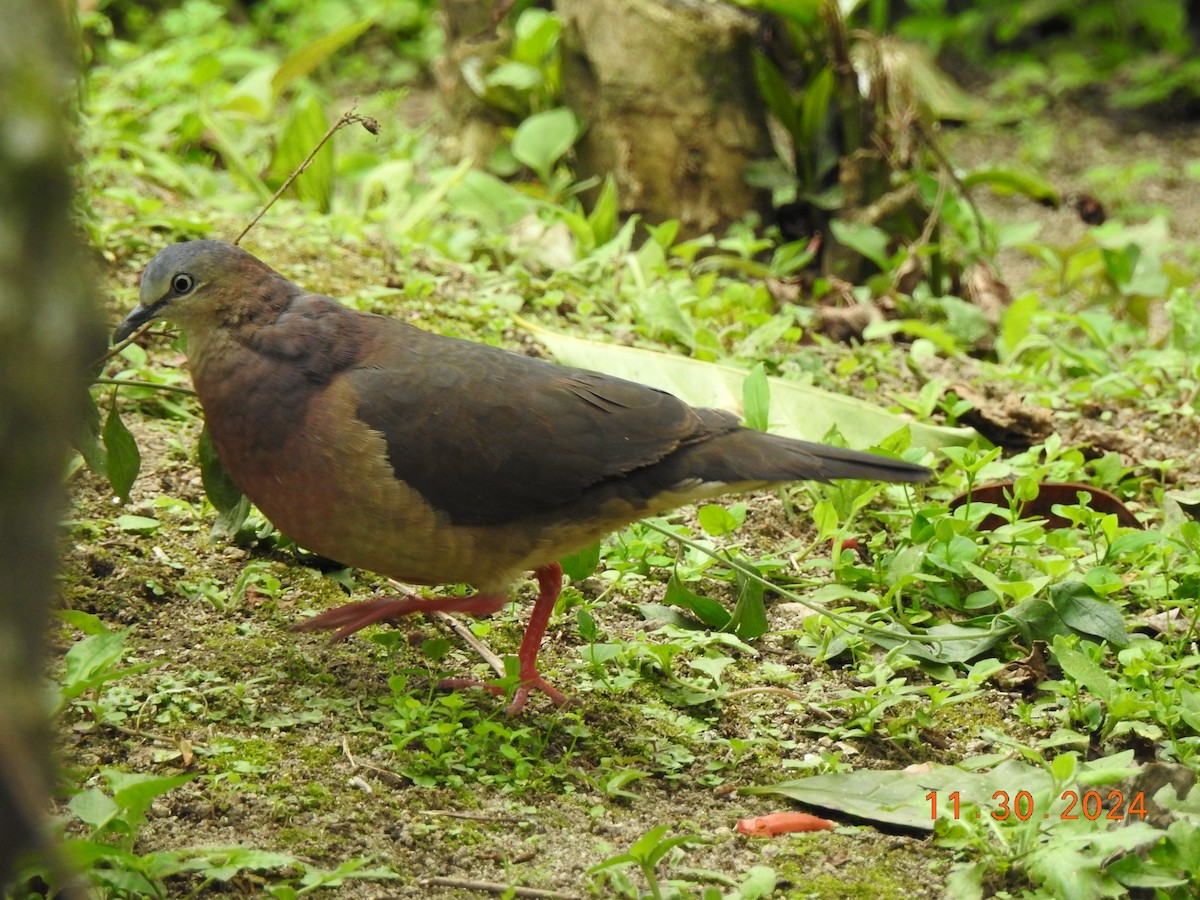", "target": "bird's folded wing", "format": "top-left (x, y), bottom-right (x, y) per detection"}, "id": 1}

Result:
top-left (348, 322), bottom-right (740, 527)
